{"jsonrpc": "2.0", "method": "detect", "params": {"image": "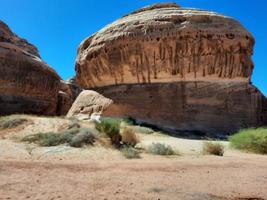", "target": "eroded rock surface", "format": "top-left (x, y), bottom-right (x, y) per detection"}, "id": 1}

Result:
top-left (66, 90), bottom-right (113, 119)
top-left (75, 3), bottom-right (266, 134)
top-left (0, 20), bottom-right (61, 115)
top-left (76, 3), bottom-right (254, 87)
top-left (98, 82), bottom-right (266, 136)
